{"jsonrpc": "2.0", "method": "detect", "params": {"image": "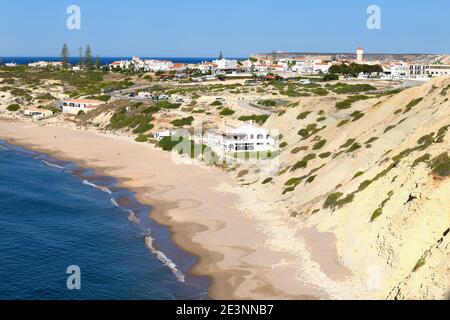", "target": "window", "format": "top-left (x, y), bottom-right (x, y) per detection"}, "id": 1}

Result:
top-left (257, 134), bottom-right (264, 139)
